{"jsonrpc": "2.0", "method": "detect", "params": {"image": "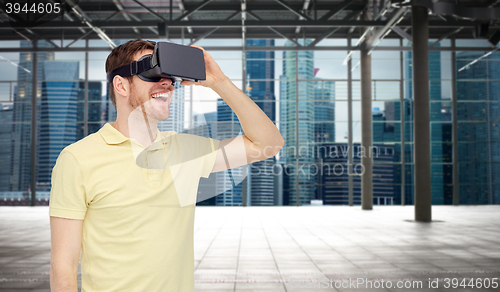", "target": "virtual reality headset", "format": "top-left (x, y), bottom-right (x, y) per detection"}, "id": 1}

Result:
top-left (107, 41), bottom-right (206, 84)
